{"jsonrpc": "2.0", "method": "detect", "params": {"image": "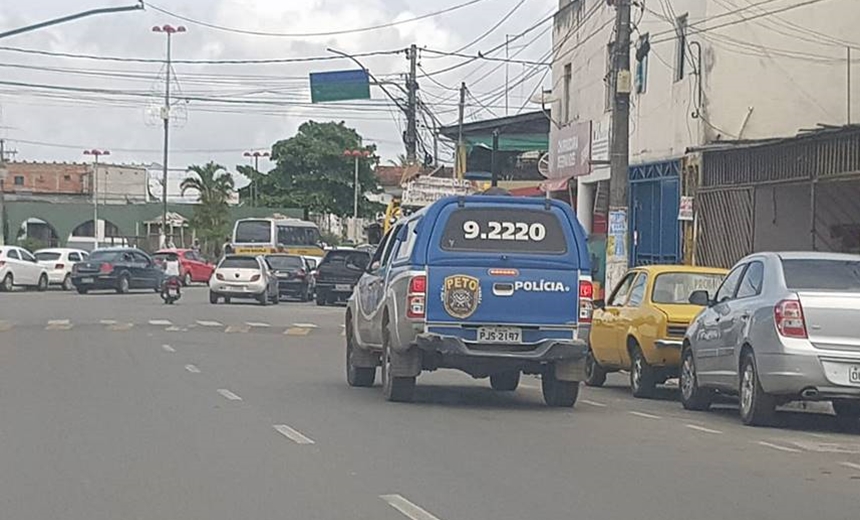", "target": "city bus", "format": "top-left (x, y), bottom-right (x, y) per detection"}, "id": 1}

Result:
top-left (231, 218), bottom-right (324, 257)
